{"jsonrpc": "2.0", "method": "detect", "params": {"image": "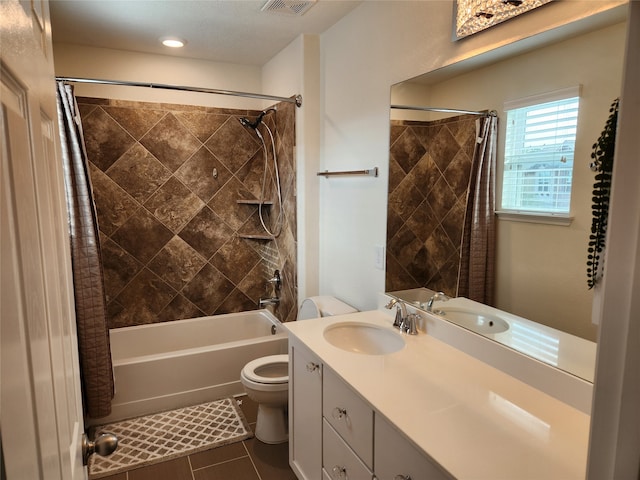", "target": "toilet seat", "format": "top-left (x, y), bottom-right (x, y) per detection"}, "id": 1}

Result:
top-left (241, 354), bottom-right (288, 384)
